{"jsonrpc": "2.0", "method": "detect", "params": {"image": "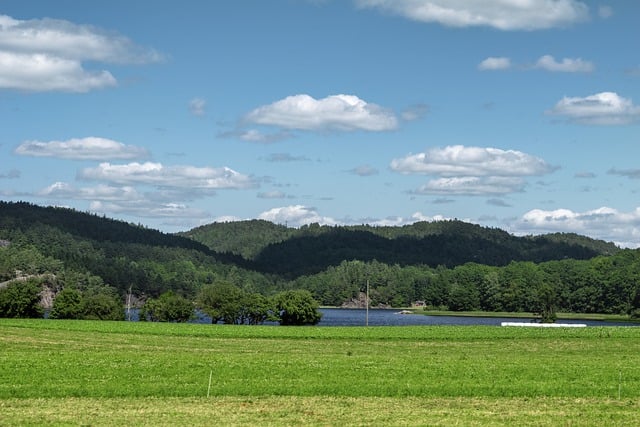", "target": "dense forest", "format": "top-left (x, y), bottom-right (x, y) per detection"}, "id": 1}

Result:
top-left (1, 201), bottom-right (639, 320)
